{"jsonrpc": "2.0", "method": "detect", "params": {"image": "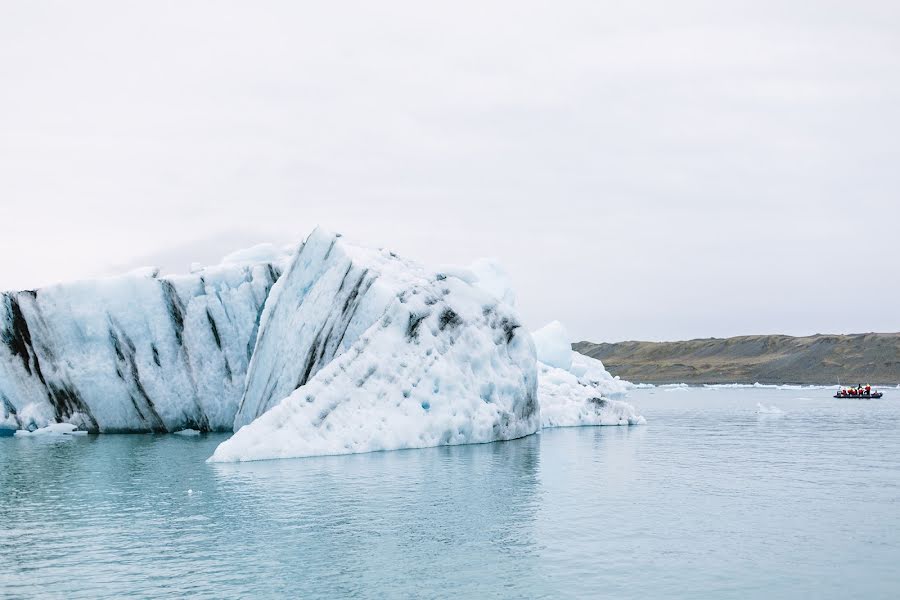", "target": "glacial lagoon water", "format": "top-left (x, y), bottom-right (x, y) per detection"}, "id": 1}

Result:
top-left (2, 386), bottom-right (899, 599)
